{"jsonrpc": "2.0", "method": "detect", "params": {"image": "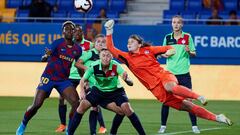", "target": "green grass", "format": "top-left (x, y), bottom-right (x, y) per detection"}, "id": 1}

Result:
top-left (0, 97), bottom-right (239, 135)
